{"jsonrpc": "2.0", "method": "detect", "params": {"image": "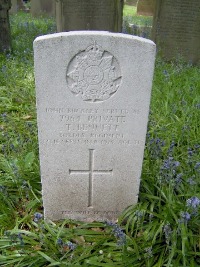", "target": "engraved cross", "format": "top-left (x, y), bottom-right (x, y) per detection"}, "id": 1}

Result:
top-left (69, 149), bottom-right (113, 207)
